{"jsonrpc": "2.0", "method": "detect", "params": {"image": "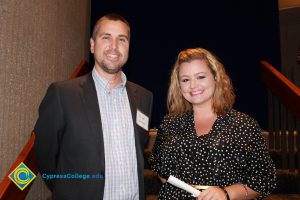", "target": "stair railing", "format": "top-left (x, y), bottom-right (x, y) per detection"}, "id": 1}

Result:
top-left (261, 60), bottom-right (300, 193)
